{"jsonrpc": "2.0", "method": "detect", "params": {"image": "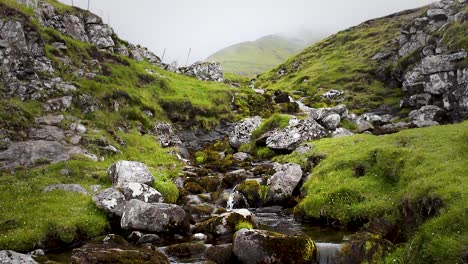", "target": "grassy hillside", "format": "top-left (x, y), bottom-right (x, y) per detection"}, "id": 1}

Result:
top-left (207, 34), bottom-right (319, 76)
top-left (255, 9), bottom-right (426, 114)
top-left (275, 122), bottom-right (468, 263)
